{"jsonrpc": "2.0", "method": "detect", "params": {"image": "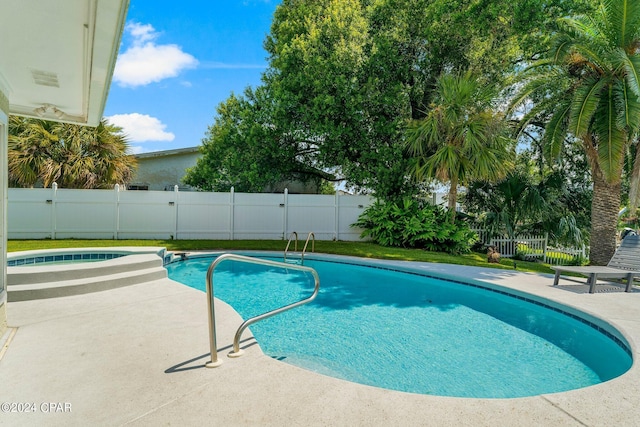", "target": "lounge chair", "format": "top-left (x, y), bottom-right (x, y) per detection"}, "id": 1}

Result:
top-left (552, 234), bottom-right (640, 293)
